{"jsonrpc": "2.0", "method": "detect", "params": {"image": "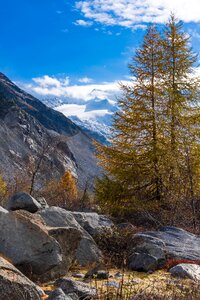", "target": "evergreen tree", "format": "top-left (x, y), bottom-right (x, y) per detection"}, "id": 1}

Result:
top-left (161, 15), bottom-right (200, 226)
top-left (96, 17), bottom-right (200, 224)
top-left (96, 26), bottom-right (166, 214)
